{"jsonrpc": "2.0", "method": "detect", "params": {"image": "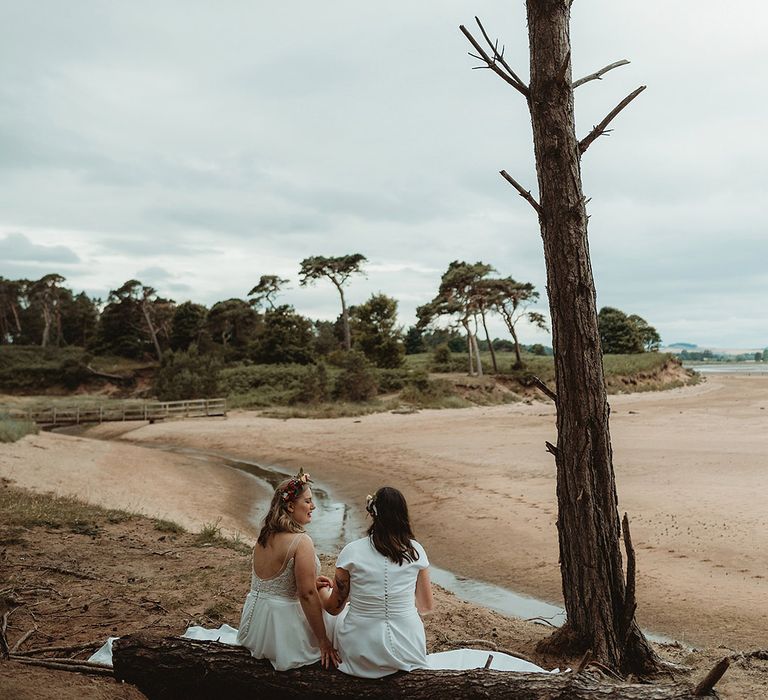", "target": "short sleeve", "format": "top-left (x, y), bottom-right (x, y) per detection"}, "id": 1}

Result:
top-left (412, 540), bottom-right (429, 569)
top-left (335, 540), bottom-right (357, 571)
